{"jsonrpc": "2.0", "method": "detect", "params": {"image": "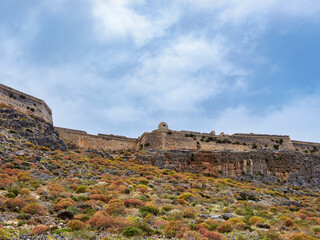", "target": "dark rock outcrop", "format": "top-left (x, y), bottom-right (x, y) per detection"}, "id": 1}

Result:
top-left (135, 150), bottom-right (320, 187)
top-left (0, 107), bottom-right (67, 150)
